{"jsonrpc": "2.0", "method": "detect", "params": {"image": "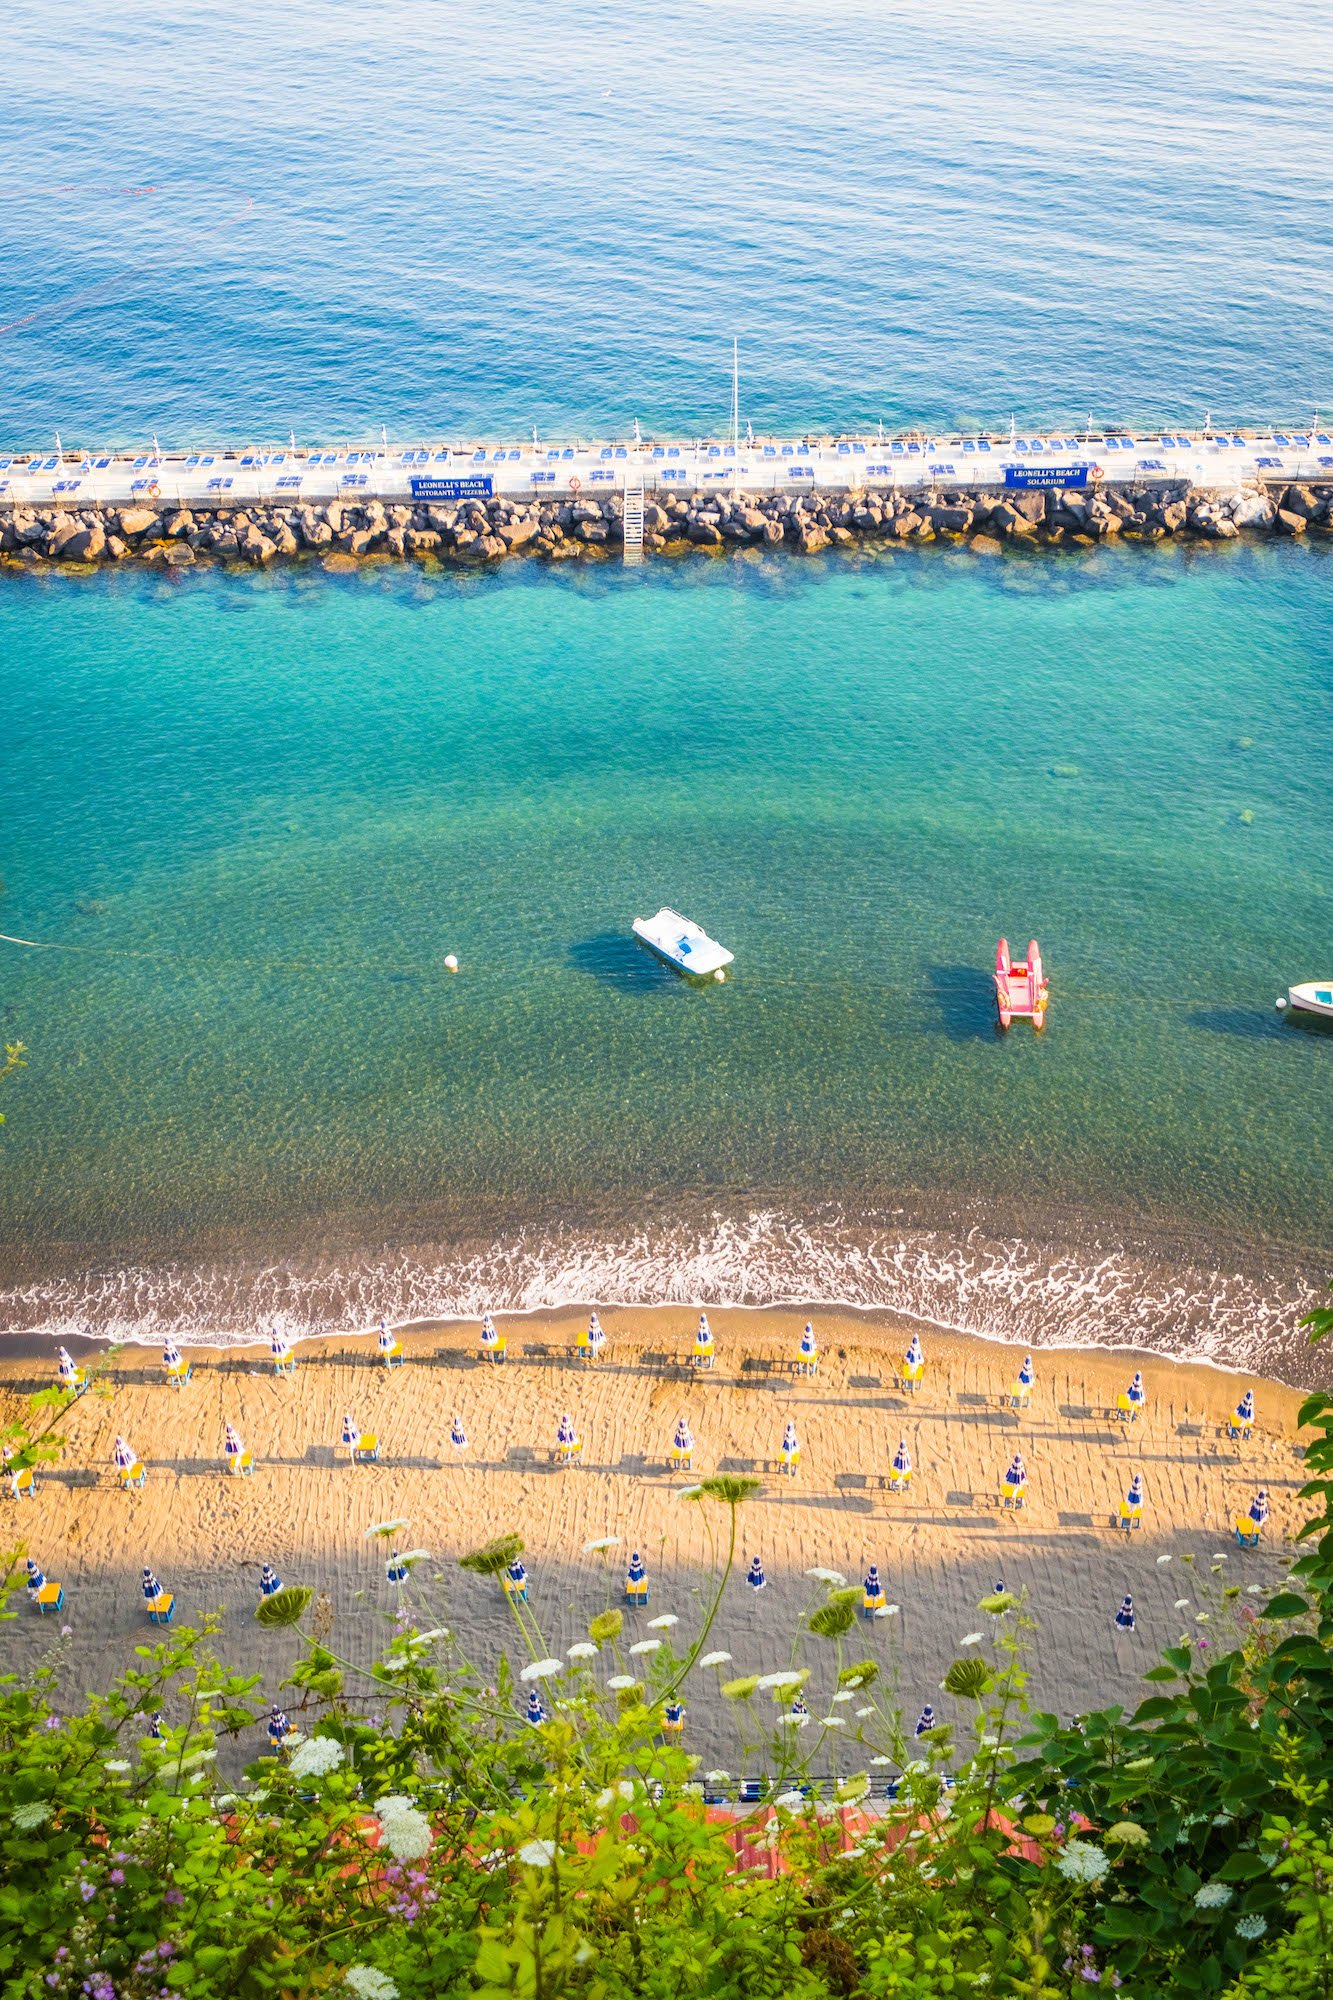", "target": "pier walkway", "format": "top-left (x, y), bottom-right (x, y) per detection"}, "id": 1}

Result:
top-left (2, 426), bottom-right (1330, 514)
